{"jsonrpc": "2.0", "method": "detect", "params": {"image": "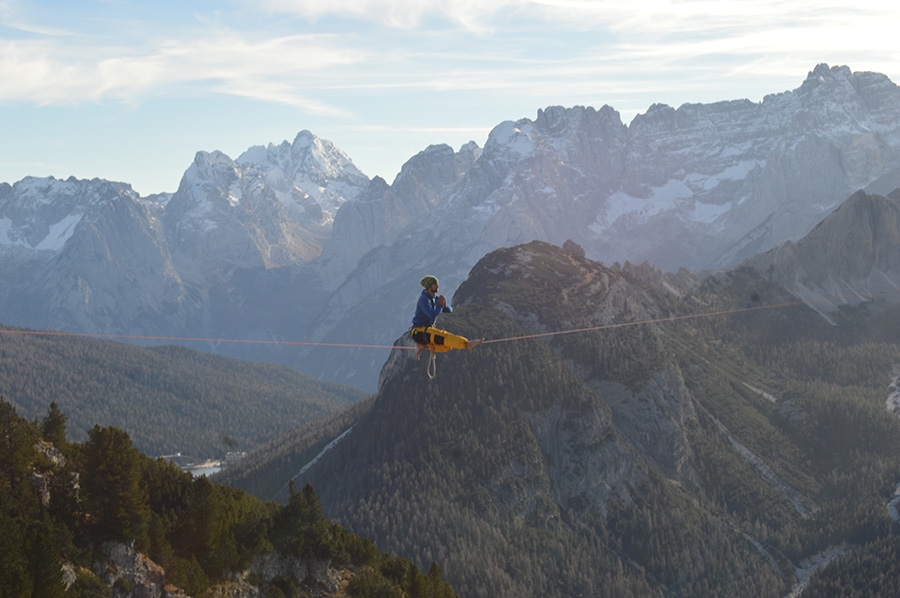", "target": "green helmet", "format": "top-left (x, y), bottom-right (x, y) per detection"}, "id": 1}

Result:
top-left (420, 275), bottom-right (439, 289)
